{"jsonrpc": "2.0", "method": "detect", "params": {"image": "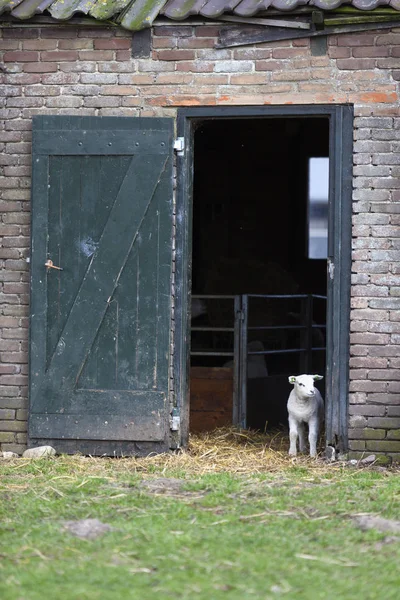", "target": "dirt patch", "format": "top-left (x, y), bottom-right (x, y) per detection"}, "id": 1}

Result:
top-left (139, 477), bottom-right (207, 499)
top-left (63, 518), bottom-right (114, 540)
top-left (353, 515), bottom-right (400, 535)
